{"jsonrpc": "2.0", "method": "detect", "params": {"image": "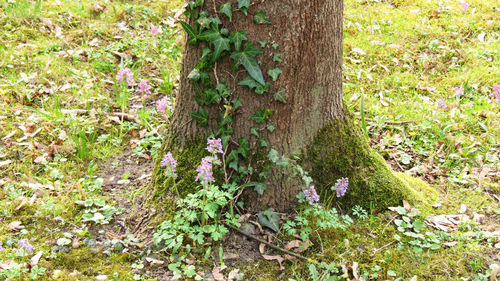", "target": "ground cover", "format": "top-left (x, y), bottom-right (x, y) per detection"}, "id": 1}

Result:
top-left (0, 0), bottom-right (498, 280)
